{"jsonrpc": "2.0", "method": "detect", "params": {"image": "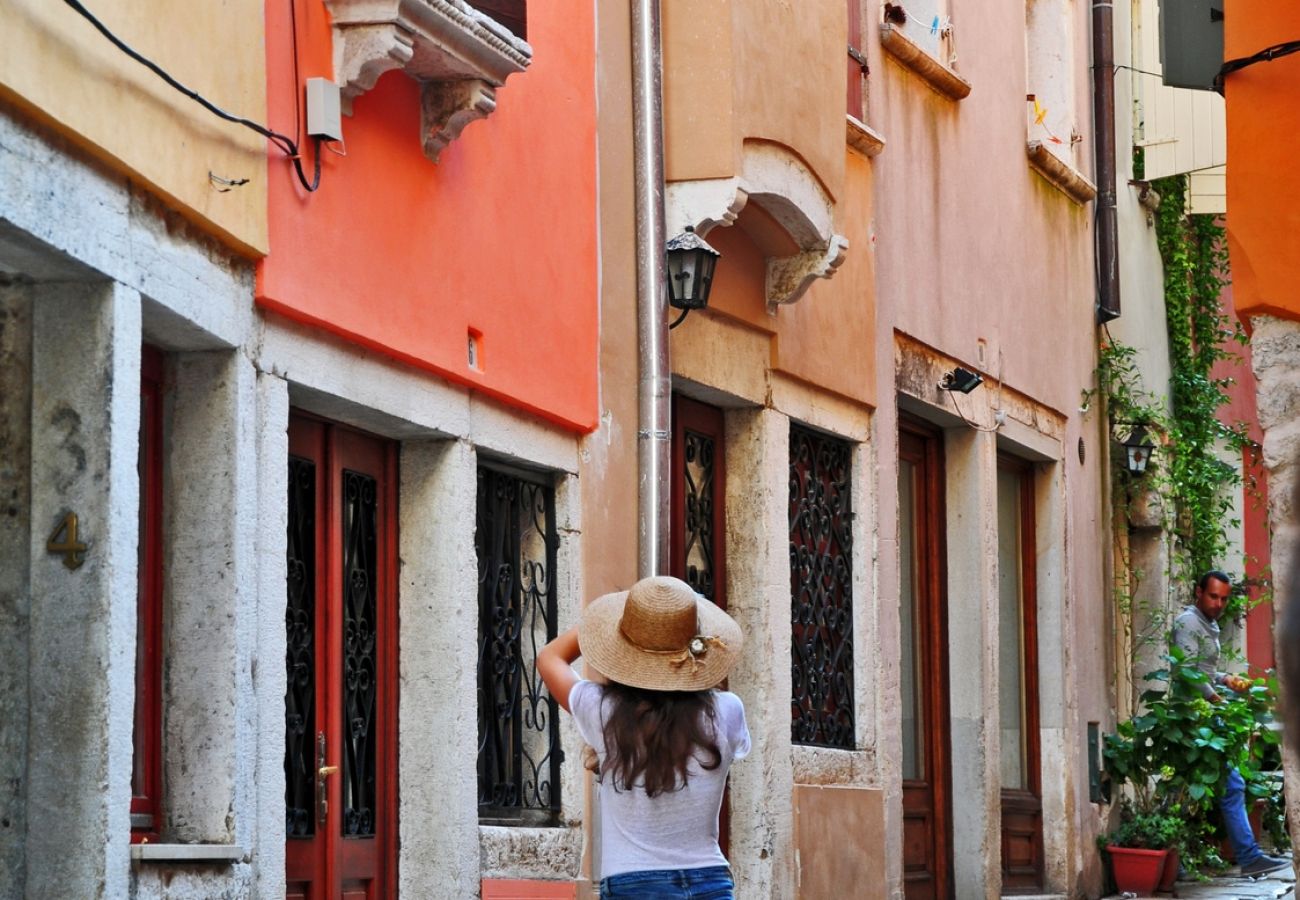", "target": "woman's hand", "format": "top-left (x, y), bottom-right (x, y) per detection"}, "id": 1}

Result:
top-left (537, 625), bottom-right (582, 712)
